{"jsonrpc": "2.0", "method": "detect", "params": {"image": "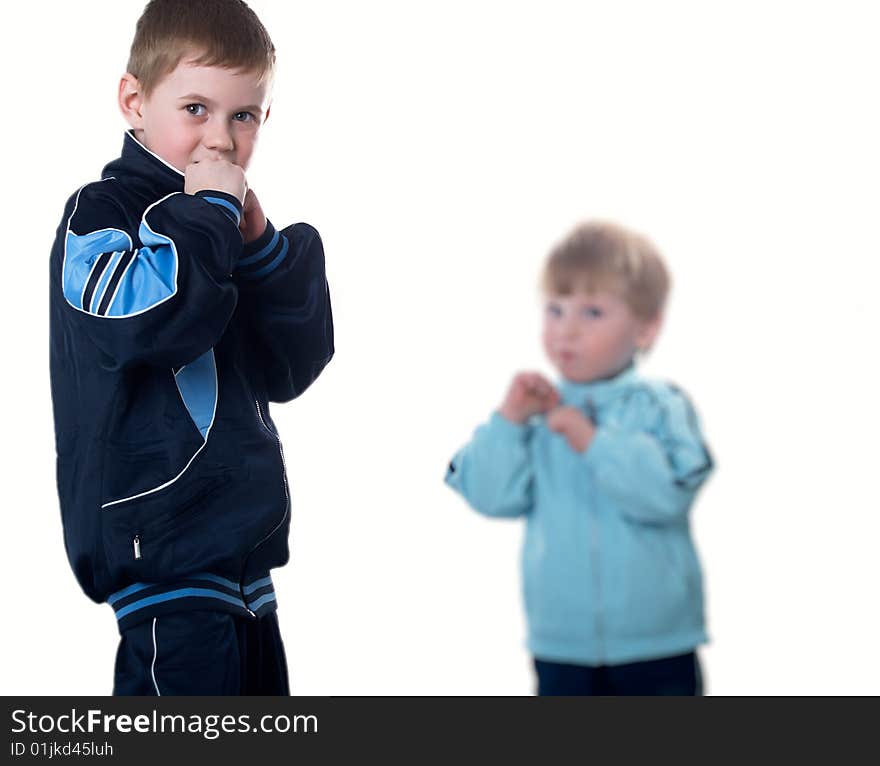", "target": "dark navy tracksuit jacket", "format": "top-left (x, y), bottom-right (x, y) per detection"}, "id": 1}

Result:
top-left (49, 131), bottom-right (334, 635)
